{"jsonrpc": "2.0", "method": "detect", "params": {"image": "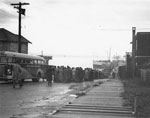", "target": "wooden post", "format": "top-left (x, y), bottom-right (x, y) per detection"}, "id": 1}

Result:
top-left (133, 96), bottom-right (137, 115)
top-left (11, 2), bottom-right (29, 53)
top-left (132, 27), bottom-right (136, 77)
top-left (18, 2), bottom-right (21, 53)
